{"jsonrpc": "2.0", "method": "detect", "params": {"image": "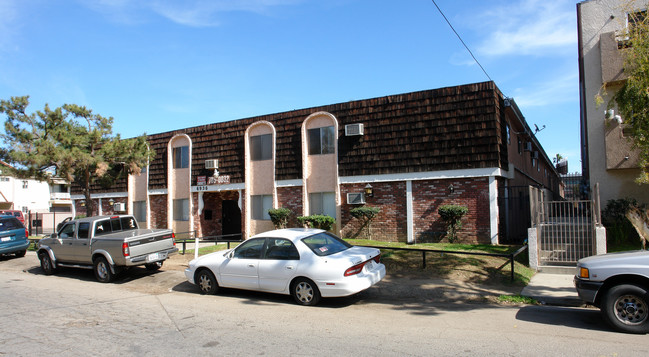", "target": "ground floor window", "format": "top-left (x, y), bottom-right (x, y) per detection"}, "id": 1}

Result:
top-left (173, 198), bottom-right (189, 221)
top-left (251, 195), bottom-right (272, 220)
top-left (133, 200), bottom-right (147, 223)
top-left (309, 192), bottom-right (335, 217)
